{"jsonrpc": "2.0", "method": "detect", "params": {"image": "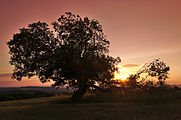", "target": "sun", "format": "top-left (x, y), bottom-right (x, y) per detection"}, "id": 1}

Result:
top-left (114, 68), bottom-right (130, 81)
top-left (114, 73), bottom-right (129, 80)
top-left (114, 65), bottom-right (139, 81)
